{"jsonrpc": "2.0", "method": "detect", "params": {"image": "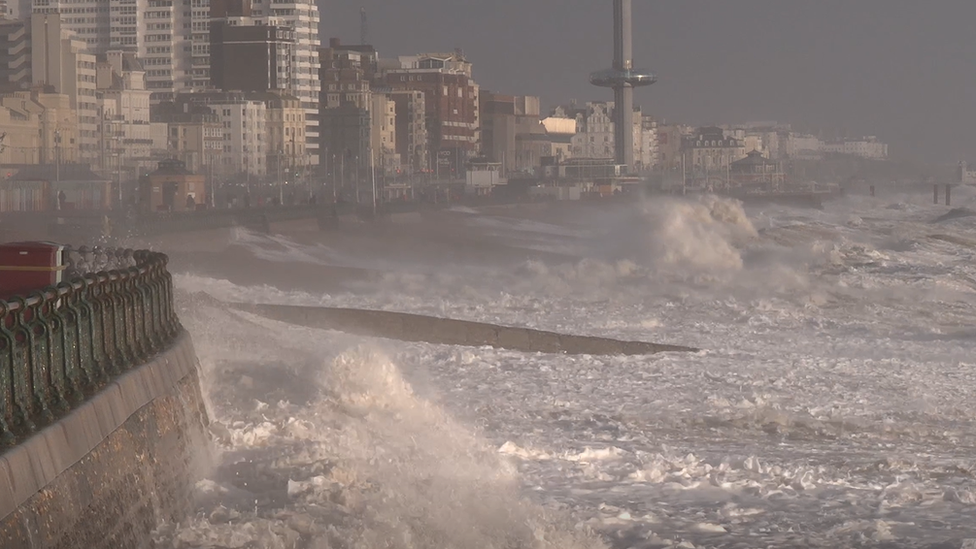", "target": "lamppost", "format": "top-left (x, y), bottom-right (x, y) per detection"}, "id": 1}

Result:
top-left (277, 149), bottom-right (284, 204)
top-left (54, 128), bottom-right (61, 186)
top-left (369, 144), bottom-right (376, 215)
top-left (114, 133), bottom-right (123, 207)
top-left (208, 153), bottom-right (216, 209)
top-left (354, 154), bottom-right (360, 204)
top-left (331, 152), bottom-right (337, 202)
